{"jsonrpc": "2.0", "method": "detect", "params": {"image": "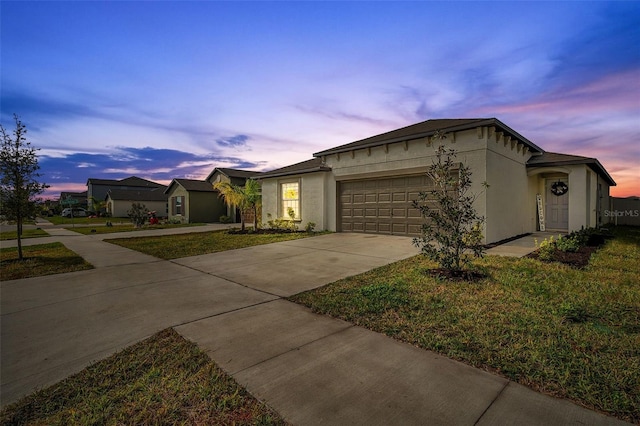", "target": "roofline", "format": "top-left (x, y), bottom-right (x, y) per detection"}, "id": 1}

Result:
top-left (312, 118), bottom-right (544, 157)
top-left (256, 166), bottom-right (331, 180)
top-left (527, 155), bottom-right (616, 186)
